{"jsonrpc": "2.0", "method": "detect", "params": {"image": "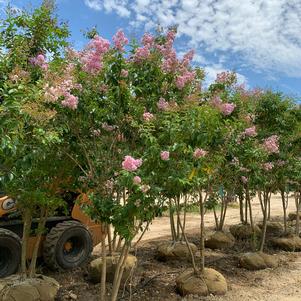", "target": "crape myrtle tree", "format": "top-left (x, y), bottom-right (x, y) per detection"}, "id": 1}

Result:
top-left (45, 28), bottom-right (208, 300)
top-left (253, 91), bottom-right (299, 250)
top-left (0, 1), bottom-right (73, 278)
